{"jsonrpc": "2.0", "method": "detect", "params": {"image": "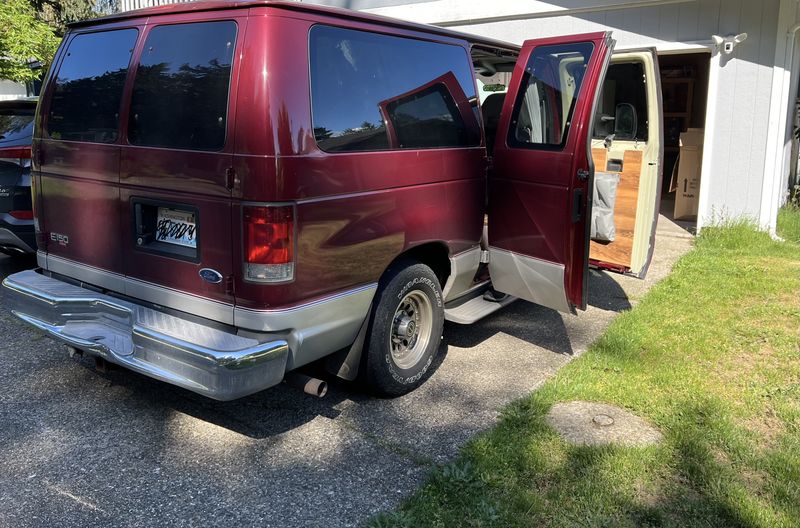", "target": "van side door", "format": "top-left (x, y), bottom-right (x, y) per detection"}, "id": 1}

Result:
top-left (488, 33), bottom-right (614, 312)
